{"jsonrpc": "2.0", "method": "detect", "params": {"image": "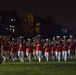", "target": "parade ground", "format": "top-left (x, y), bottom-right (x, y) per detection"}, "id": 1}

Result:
top-left (0, 58), bottom-right (76, 75)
